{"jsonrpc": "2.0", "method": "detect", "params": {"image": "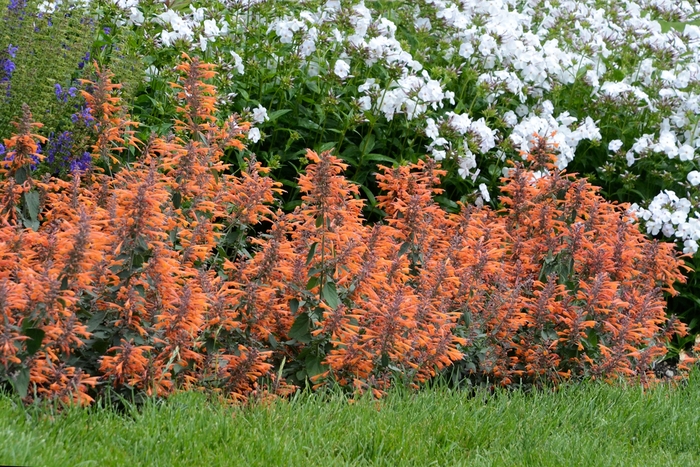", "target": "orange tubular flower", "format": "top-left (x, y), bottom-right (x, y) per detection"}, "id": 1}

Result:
top-left (100, 341), bottom-right (154, 388)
